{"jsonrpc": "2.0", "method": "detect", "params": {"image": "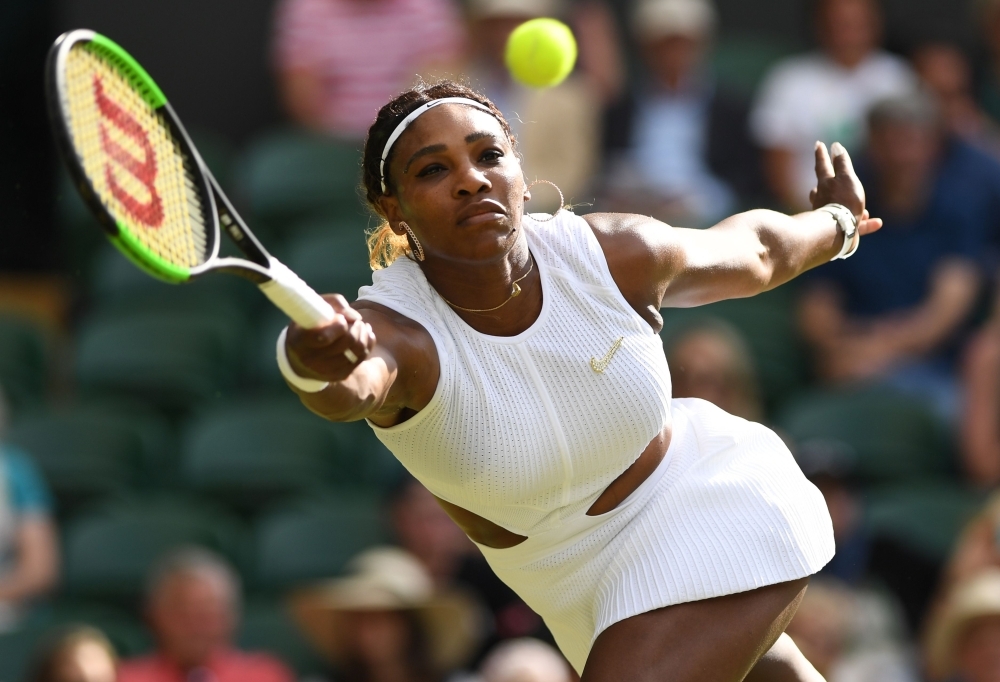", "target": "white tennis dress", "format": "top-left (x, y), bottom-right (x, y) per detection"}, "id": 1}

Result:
top-left (357, 211), bottom-right (834, 673)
